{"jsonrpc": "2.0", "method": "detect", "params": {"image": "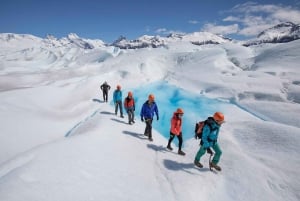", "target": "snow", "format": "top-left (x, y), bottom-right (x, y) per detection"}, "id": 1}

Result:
top-left (0, 33), bottom-right (300, 201)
